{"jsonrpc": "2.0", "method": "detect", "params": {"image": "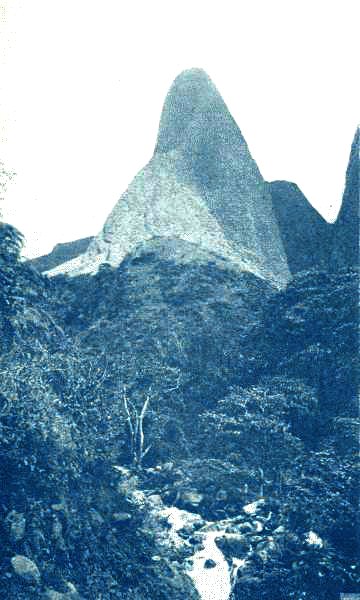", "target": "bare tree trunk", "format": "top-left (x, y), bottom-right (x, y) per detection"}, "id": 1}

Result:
top-left (259, 467), bottom-right (264, 497)
top-left (122, 388), bottom-right (151, 469)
